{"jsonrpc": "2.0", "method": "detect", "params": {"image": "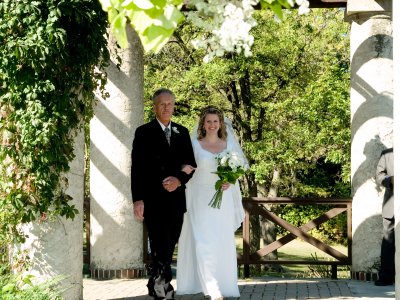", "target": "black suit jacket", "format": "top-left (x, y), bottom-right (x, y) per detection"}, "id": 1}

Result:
top-left (131, 119), bottom-right (196, 217)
